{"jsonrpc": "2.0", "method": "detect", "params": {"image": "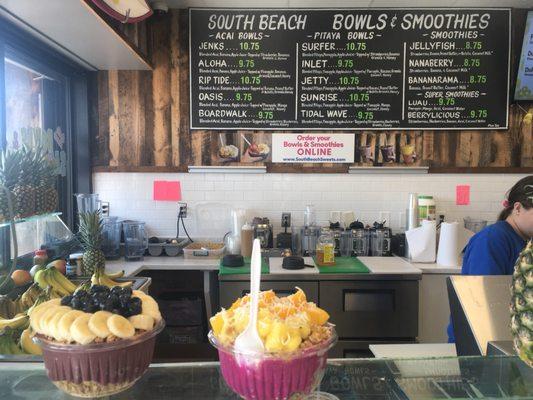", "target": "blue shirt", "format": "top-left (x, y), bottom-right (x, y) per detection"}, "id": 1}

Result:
top-left (447, 221), bottom-right (525, 342)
